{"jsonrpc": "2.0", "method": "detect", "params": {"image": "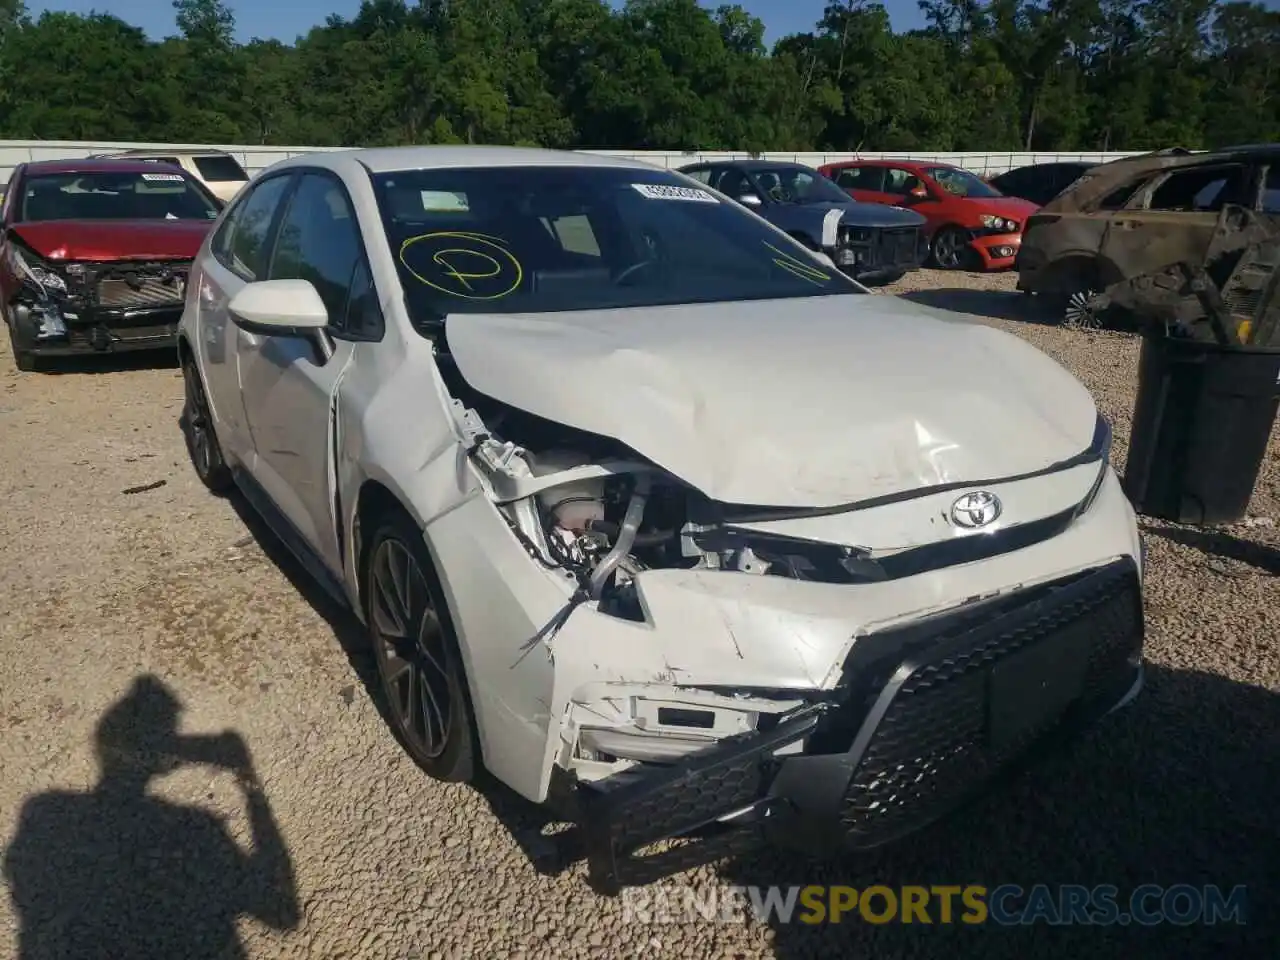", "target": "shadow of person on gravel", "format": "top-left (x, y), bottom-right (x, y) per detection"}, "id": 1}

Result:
top-left (715, 664), bottom-right (1276, 960)
top-left (3, 675), bottom-right (300, 960)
